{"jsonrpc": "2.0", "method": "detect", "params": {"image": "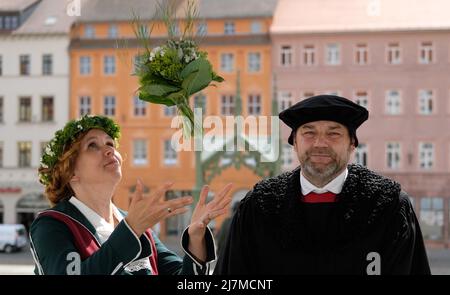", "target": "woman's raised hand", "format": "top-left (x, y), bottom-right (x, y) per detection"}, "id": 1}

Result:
top-left (125, 179), bottom-right (193, 236)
